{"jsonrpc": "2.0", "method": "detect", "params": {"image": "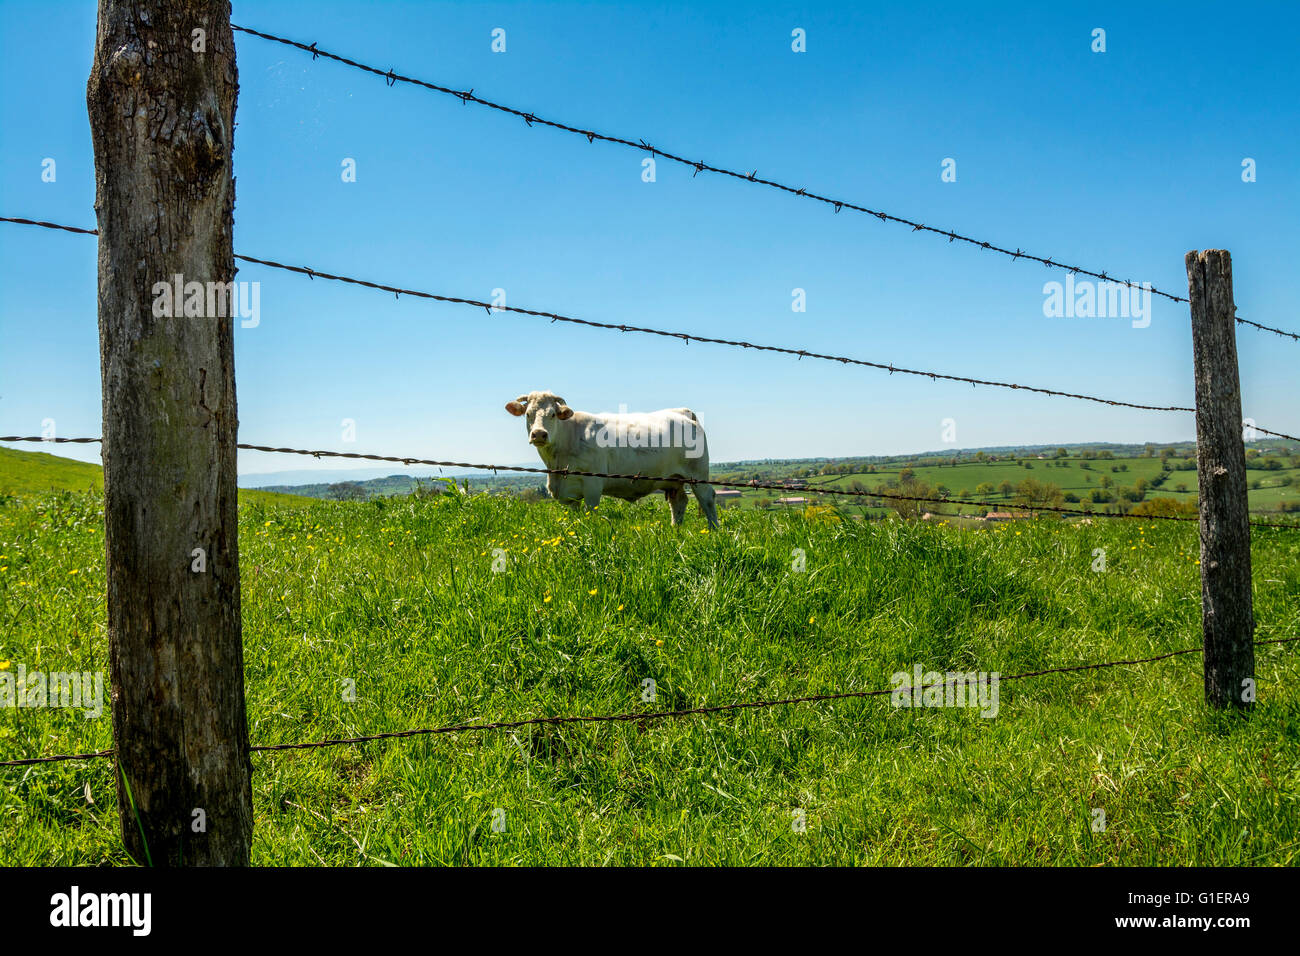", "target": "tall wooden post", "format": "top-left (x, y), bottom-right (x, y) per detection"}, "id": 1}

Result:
top-left (88, 1), bottom-right (252, 863)
top-left (1186, 249), bottom-right (1255, 710)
